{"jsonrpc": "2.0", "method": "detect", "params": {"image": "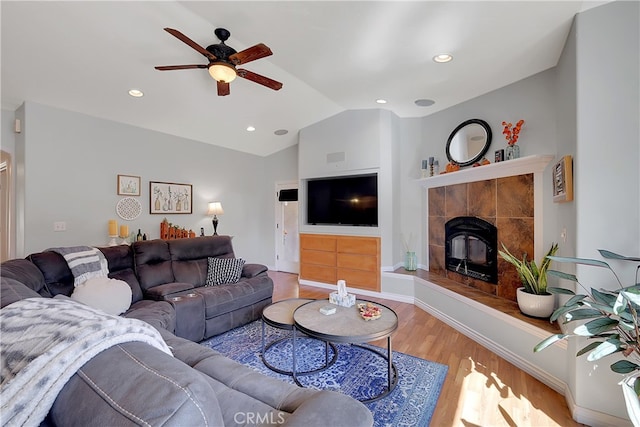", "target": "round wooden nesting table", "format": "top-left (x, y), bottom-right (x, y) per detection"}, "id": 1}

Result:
top-left (292, 299), bottom-right (399, 402)
top-left (261, 298), bottom-right (337, 376)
